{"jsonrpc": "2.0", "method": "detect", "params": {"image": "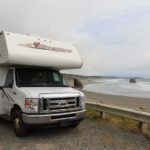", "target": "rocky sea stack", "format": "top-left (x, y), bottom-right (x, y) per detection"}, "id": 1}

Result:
top-left (129, 78), bottom-right (136, 83)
